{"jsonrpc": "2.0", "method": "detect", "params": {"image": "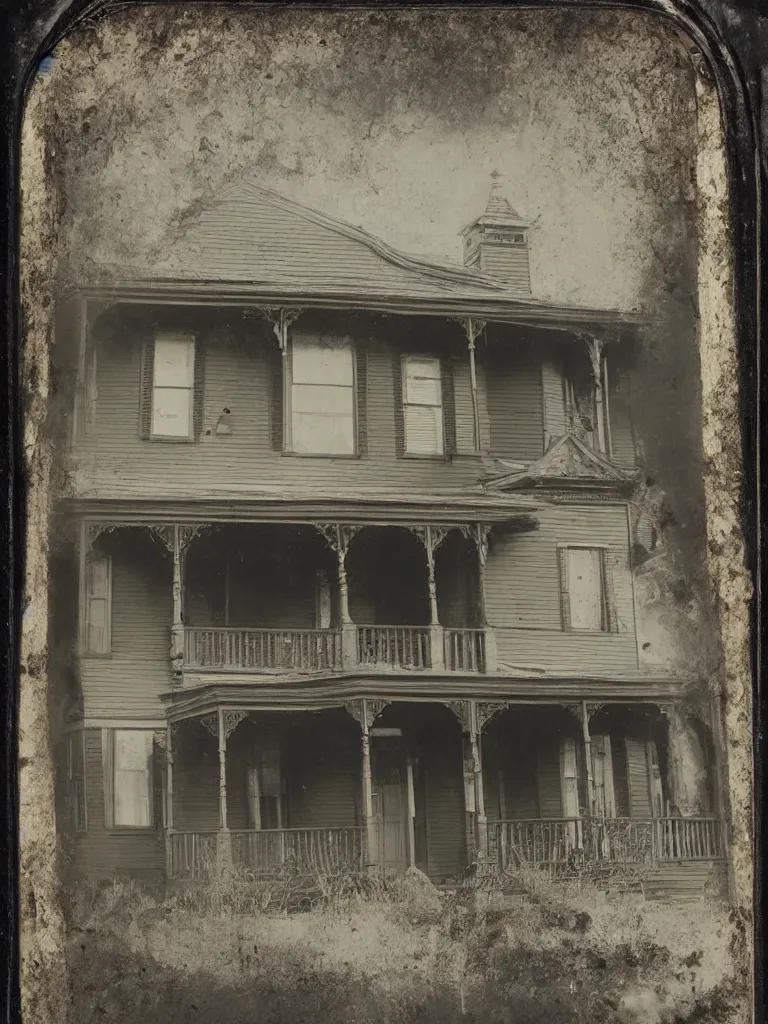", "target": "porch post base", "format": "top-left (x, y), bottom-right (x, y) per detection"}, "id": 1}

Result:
top-left (216, 830), bottom-right (232, 873)
top-left (341, 623), bottom-right (358, 670)
top-left (483, 627), bottom-right (498, 674)
top-left (429, 624), bottom-right (445, 671)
